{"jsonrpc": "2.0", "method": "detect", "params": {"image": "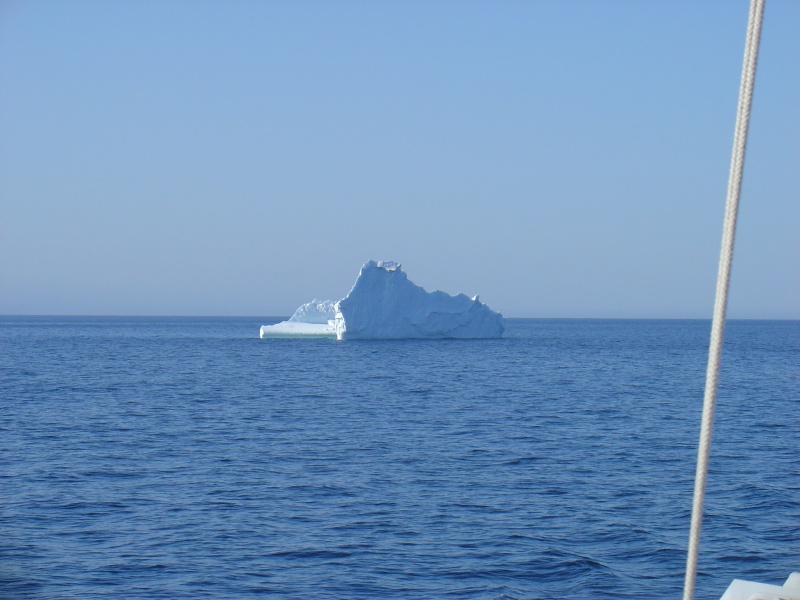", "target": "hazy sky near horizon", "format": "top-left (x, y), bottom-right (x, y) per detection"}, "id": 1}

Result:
top-left (1, 0), bottom-right (798, 318)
